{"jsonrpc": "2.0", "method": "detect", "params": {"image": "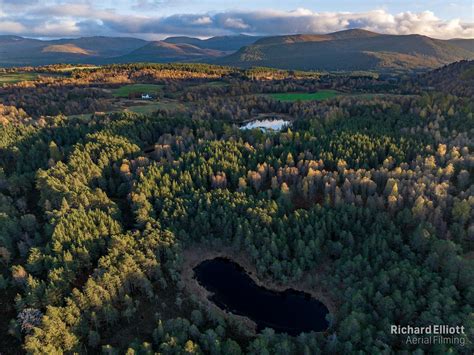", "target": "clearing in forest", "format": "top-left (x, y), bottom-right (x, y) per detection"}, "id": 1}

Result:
top-left (0, 72), bottom-right (40, 84)
top-left (268, 90), bottom-right (340, 102)
top-left (112, 83), bottom-right (164, 98)
top-left (125, 101), bottom-right (185, 114)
